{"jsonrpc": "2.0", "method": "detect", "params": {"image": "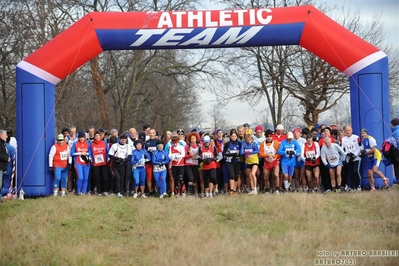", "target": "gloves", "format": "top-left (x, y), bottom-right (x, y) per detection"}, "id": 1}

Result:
top-left (139, 158), bottom-right (146, 164)
top-left (204, 158), bottom-right (211, 165)
top-left (347, 152), bottom-right (355, 163)
top-left (305, 158), bottom-right (311, 162)
top-left (245, 151), bottom-right (250, 158)
top-left (311, 158), bottom-right (316, 164)
top-left (80, 155), bottom-right (90, 164)
top-left (287, 150), bottom-right (295, 159)
top-left (49, 167), bottom-right (54, 173)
